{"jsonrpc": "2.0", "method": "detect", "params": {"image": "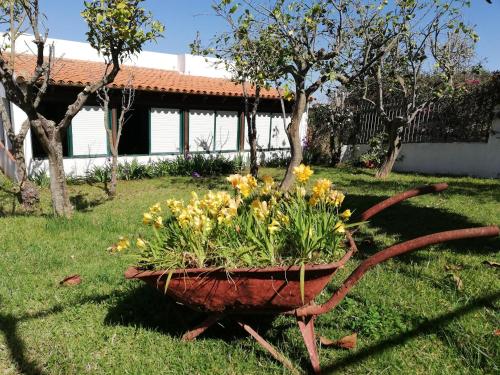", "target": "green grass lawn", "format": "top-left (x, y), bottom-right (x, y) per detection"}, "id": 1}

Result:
top-left (0, 167), bottom-right (499, 374)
